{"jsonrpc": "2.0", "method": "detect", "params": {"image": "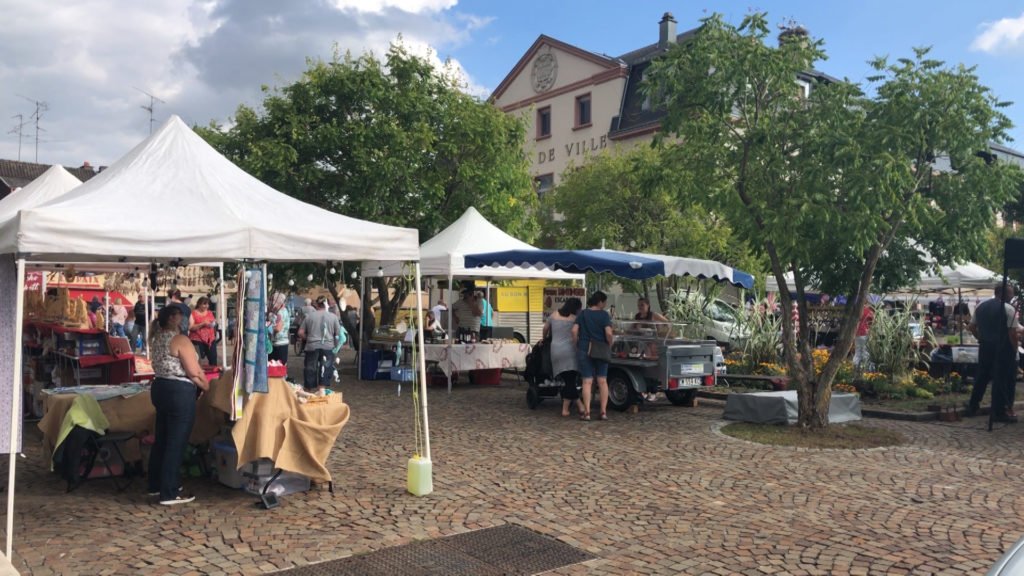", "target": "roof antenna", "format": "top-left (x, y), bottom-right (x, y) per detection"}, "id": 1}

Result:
top-left (134, 87), bottom-right (166, 134)
top-left (16, 95), bottom-right (48, 163)
top-left (8, 114), bottom-right (27, 162)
